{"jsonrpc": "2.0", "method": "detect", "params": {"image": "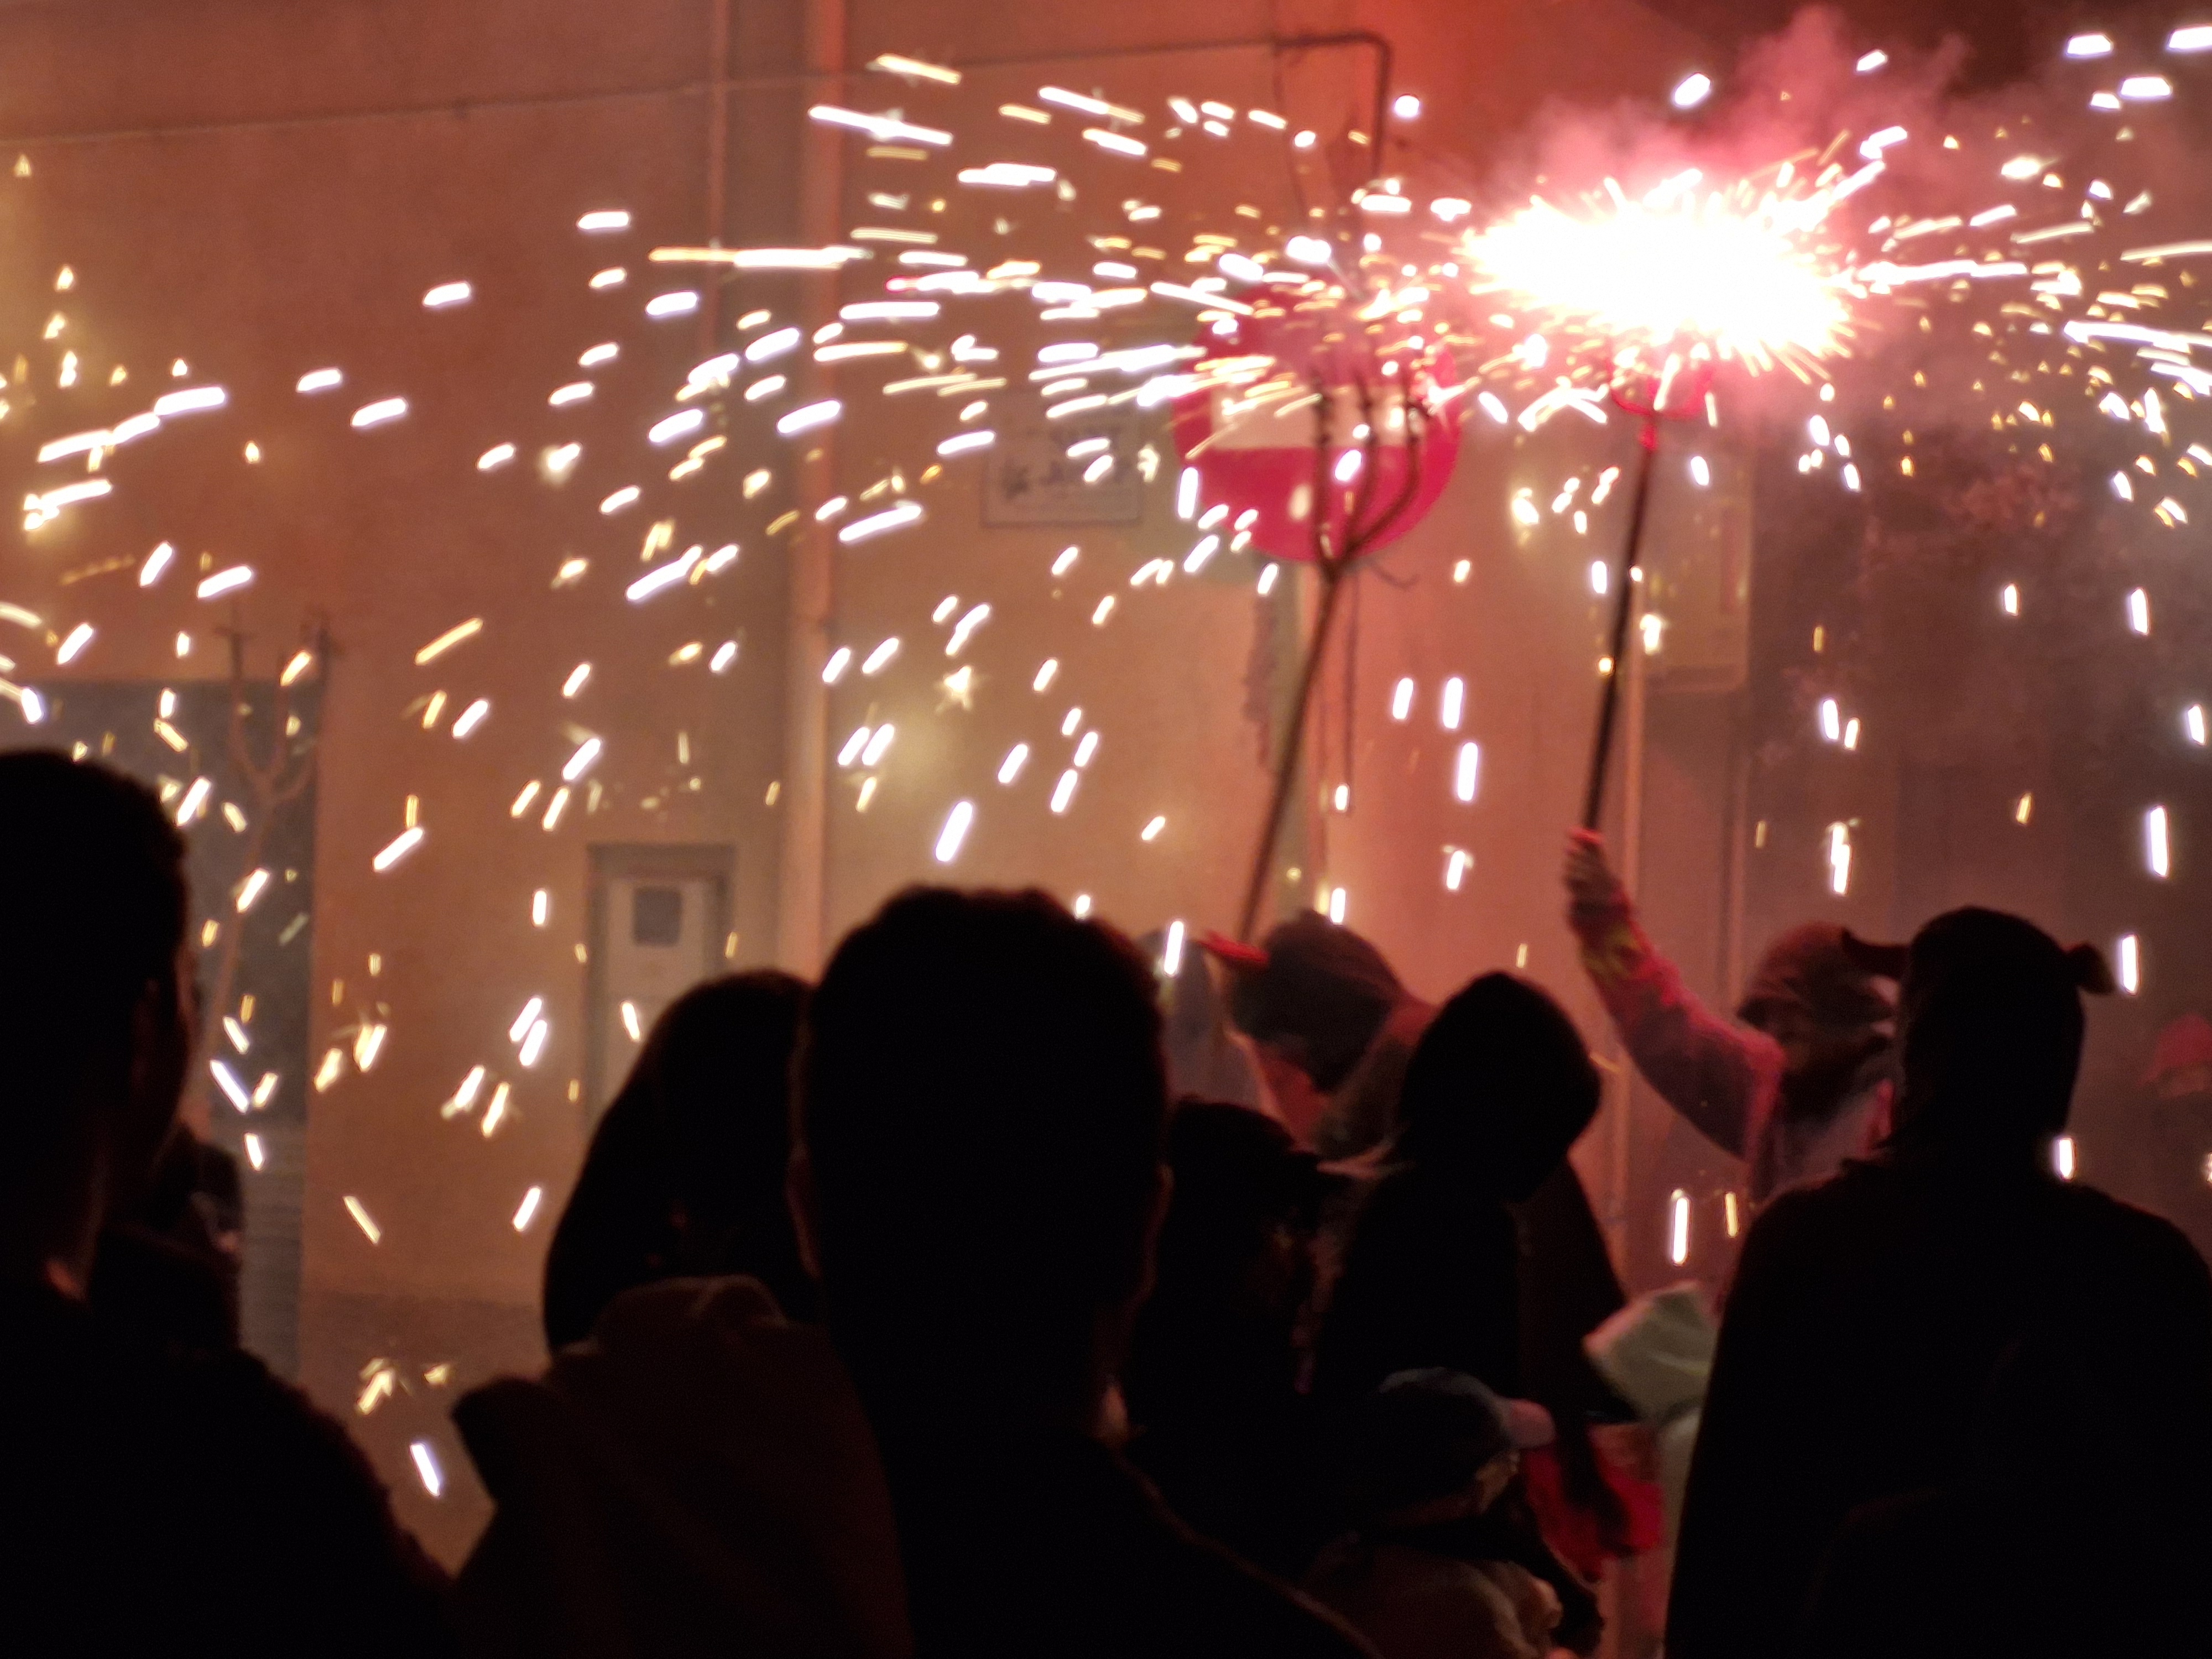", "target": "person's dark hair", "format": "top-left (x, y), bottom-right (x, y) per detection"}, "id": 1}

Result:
top-left (1123, 1100), bottom-right (1320, 1425)
top-left (0, 752), bottom-right (187, 1190)
top-left (1394, 972), bottom-right (1599, 1201)
top-left (1892, 907), bottom-right (2112, 1154)
top-left (542, 971), bottom-right (810, 1347)
top-left (1219, 914), bottom-right (1401, 1092)
top-left (797, 887), bottom-right (1167, 1421)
